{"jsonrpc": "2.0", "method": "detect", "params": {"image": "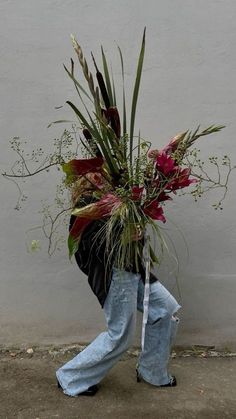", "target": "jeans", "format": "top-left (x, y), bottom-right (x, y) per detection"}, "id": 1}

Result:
top-left (56, 267), bottom-right (181, 396)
